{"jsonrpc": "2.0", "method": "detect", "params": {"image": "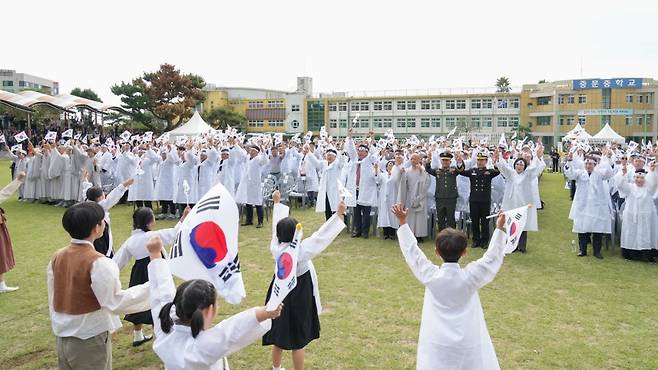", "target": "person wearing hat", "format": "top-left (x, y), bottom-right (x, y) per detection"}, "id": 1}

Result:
top-left (564, 148), bottom-right (614, 259)
top-left (426, 150), bottom-right (464, 232)
top-left (344, 129), bottom-right (380, 238)
top-left (315, 147), bottom-right (345, 220)
top-left (458, 152), bottom-right (500, 248)
top-left (614, 162), bottom-right (658, 263)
